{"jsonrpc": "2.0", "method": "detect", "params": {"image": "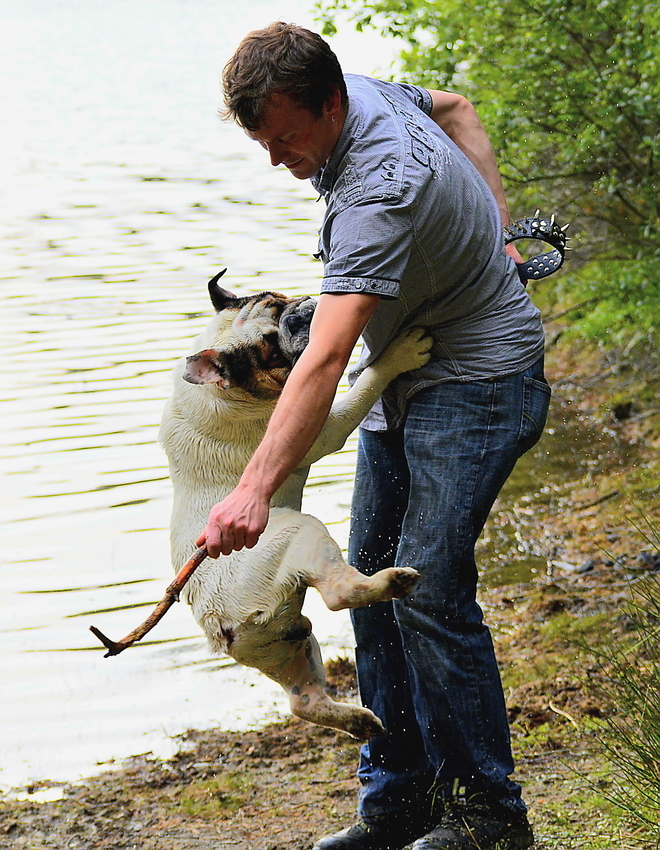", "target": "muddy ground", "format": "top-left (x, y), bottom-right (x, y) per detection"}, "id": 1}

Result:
top-left (2, 336), bottom-right (659, 850)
